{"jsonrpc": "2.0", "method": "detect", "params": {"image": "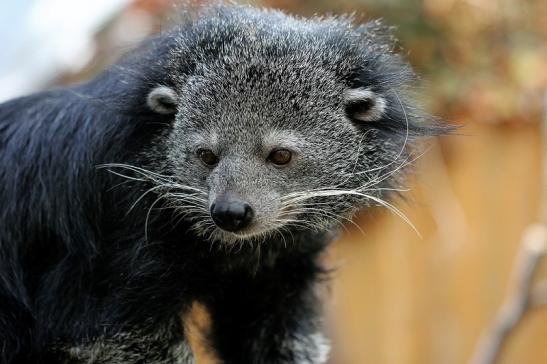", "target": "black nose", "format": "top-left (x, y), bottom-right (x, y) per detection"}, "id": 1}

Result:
top-left (210, 197), bottom-right (254, 232)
